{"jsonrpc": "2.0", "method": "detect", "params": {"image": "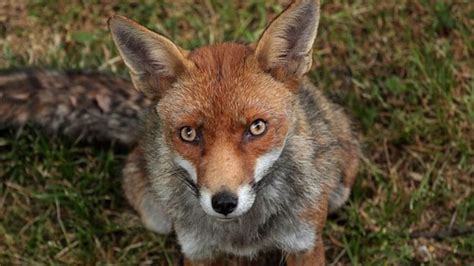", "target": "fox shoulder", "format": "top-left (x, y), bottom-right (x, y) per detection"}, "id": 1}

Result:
top-left (297, 79), bottom-right (360, 212)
